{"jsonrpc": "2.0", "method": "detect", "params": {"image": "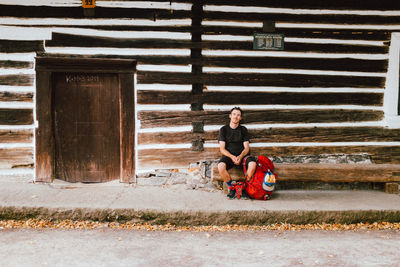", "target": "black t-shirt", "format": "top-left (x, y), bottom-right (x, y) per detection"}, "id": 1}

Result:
top-left (218, 125), bottom-right (250, 156)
